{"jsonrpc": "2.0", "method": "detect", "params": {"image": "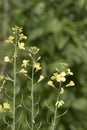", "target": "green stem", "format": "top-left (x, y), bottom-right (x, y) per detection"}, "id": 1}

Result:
top-left (13, 37), bottom-right (17, 130)
top-left (31, 59), bottom-right (34, 130)
top-left (52, 82), bottom-right (61, 130)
